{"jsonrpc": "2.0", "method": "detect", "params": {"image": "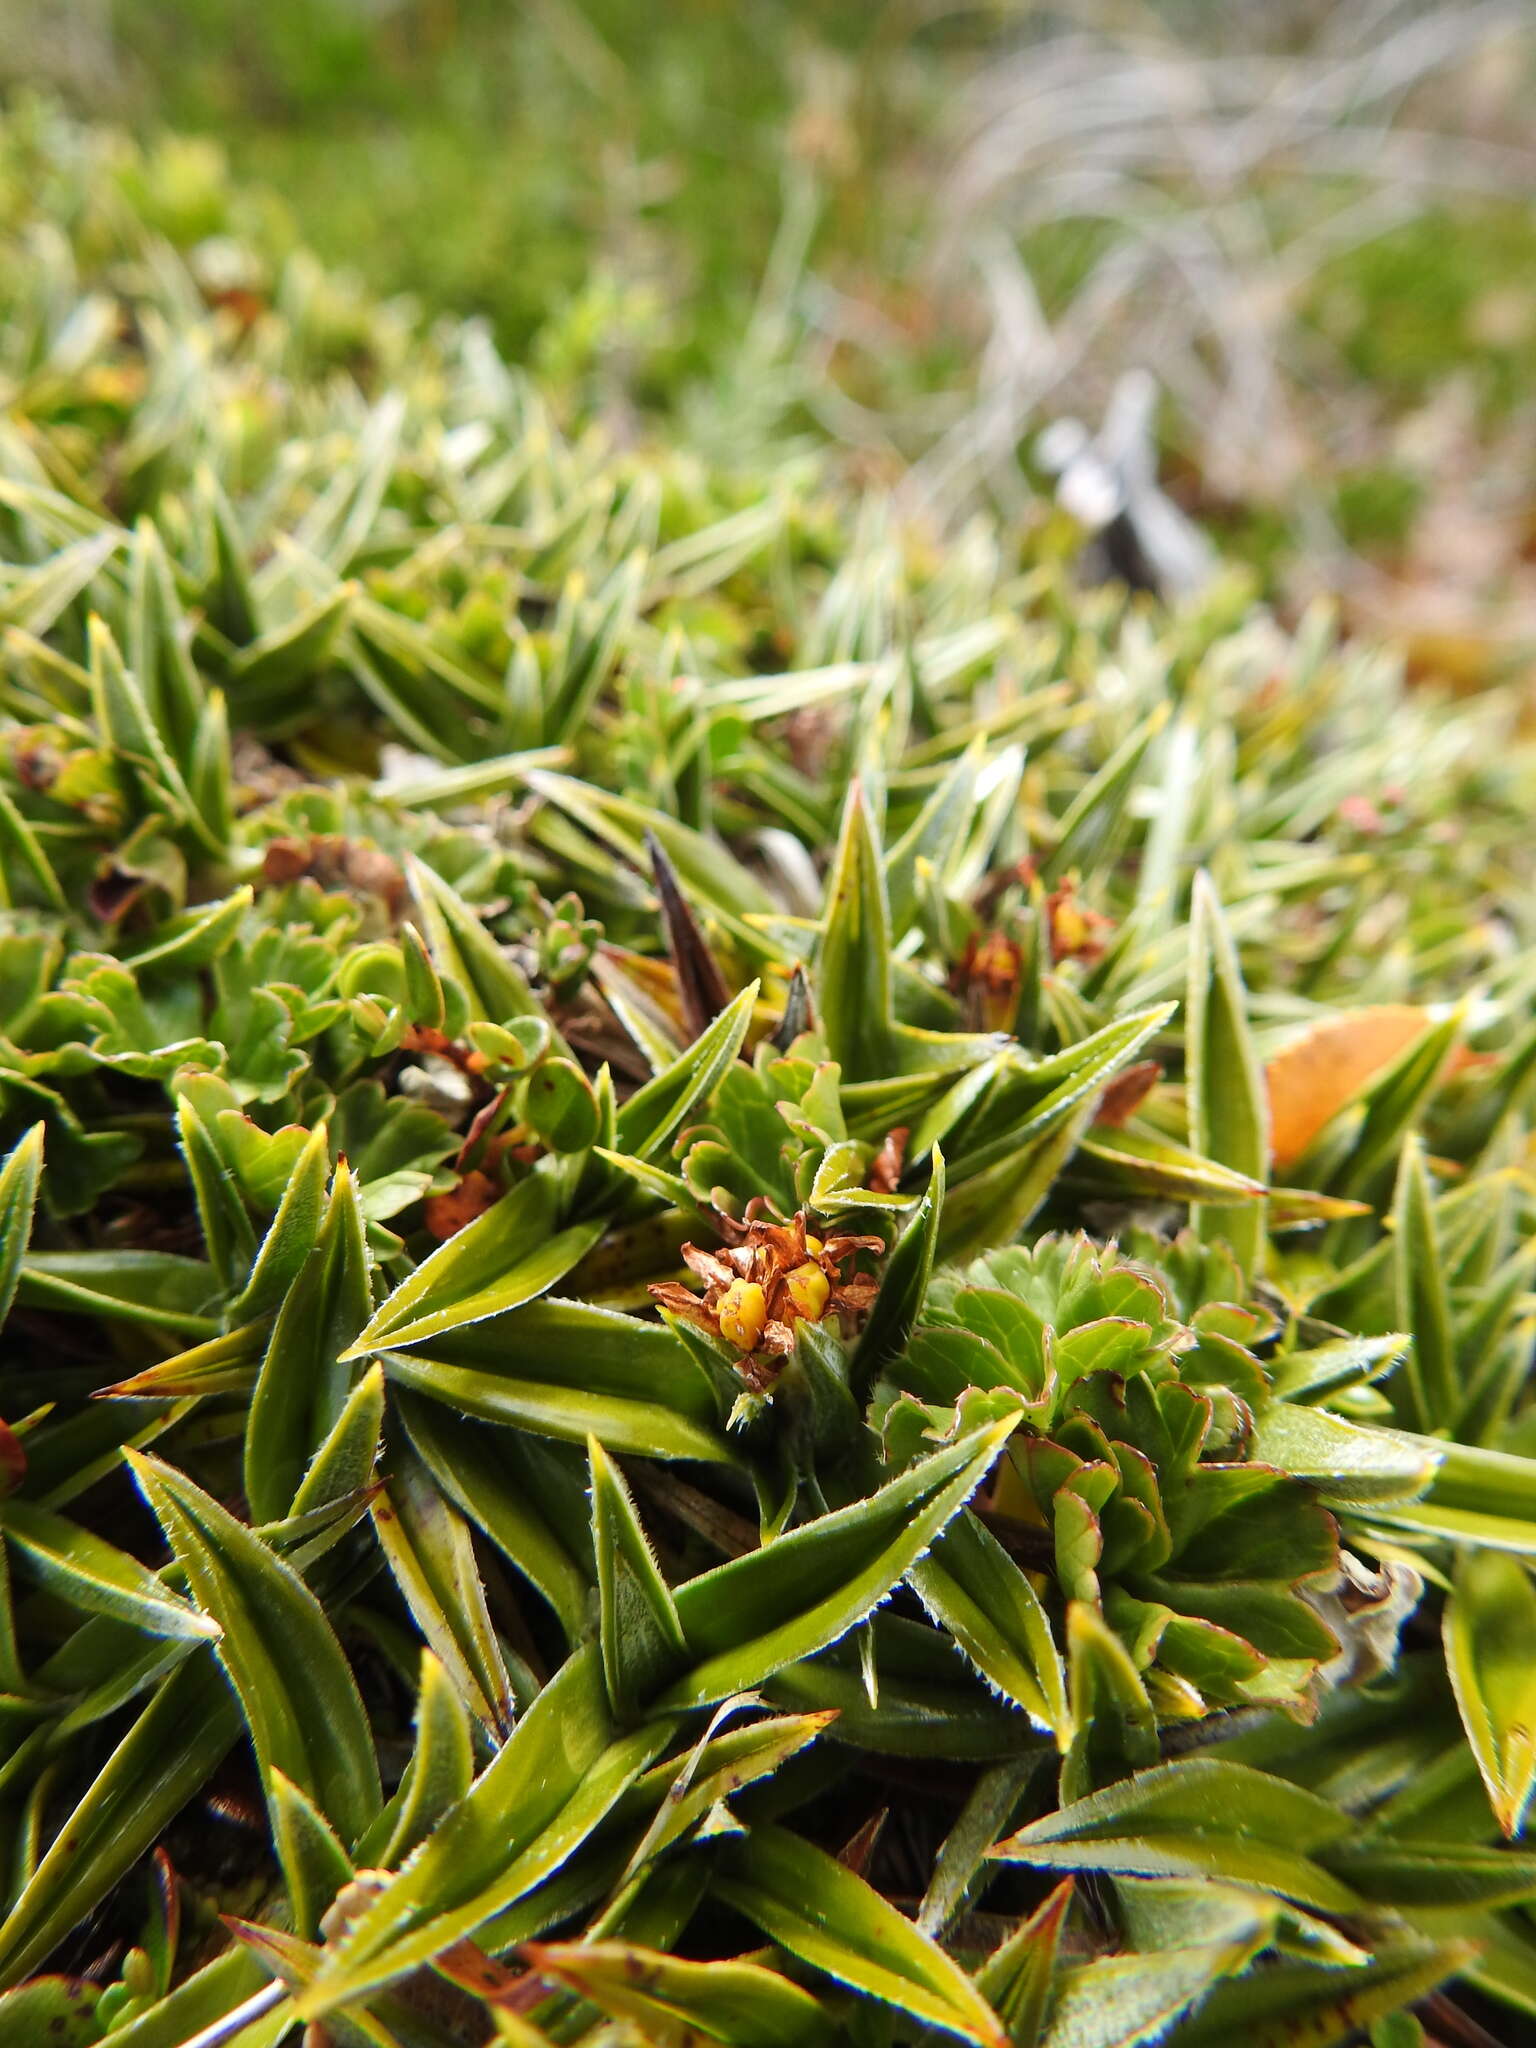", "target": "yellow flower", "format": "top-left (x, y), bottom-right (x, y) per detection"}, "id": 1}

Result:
top-left (717, 1279), bottom-right (768, 1351)
top-left (785, 1261), bottom-right (830, 1320)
